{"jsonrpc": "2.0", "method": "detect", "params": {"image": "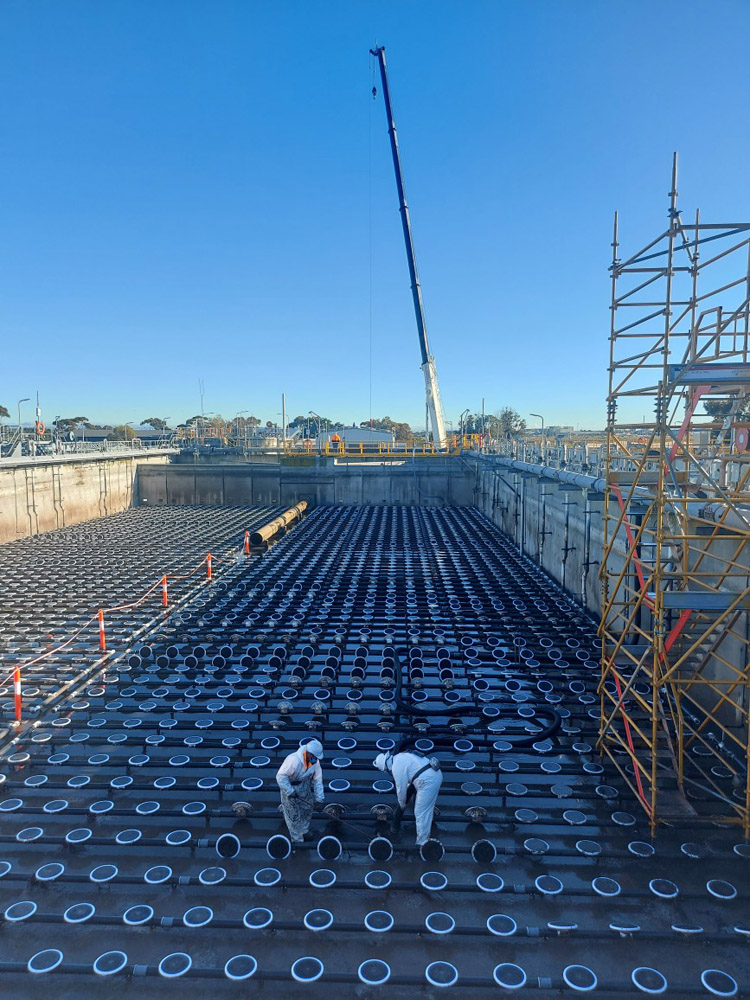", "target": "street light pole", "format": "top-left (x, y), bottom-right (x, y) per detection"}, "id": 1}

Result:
top-left (235, 411), bottom-right (248, 450)
top-left (459, 408), bottom-right (470, 439)
top-left (530, 413), bottom-right (545, 464)
top-left (17, 398), bottom-right (30, 450)
top-left (198, 379), bottom-right (205, 445)
top-left (309, 410), bottom-right (322, 446)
